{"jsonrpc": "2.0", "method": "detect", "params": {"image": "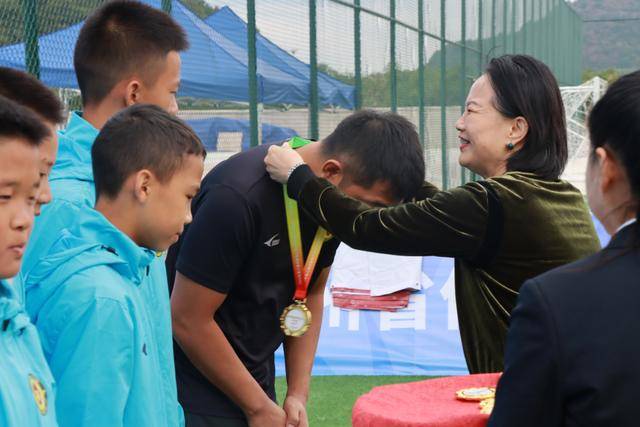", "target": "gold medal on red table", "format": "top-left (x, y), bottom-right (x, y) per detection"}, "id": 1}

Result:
top-left (455, 387), bottom-right (495, 401)
top-left (280, 137), bottom-right (329, 337)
